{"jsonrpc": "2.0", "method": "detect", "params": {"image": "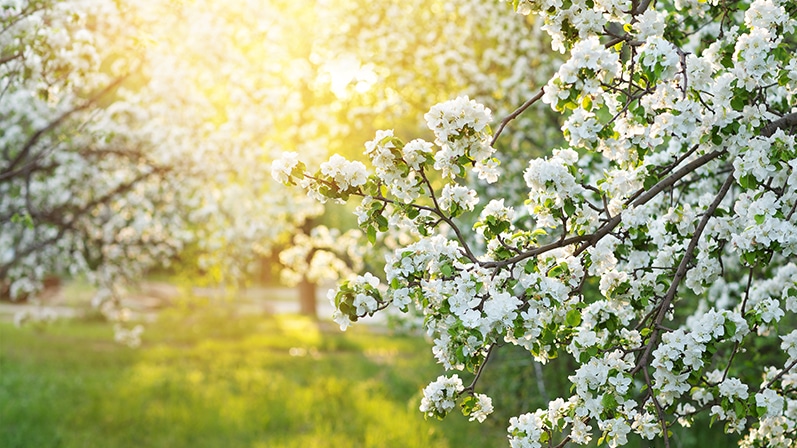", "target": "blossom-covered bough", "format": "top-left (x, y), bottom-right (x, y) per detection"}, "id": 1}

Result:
top-left (0, 0), bottom-right (195, 340)
top-left (276, 0), bottom-right (797, 446)
top-left (1, 0), bottom-right (322, 336)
